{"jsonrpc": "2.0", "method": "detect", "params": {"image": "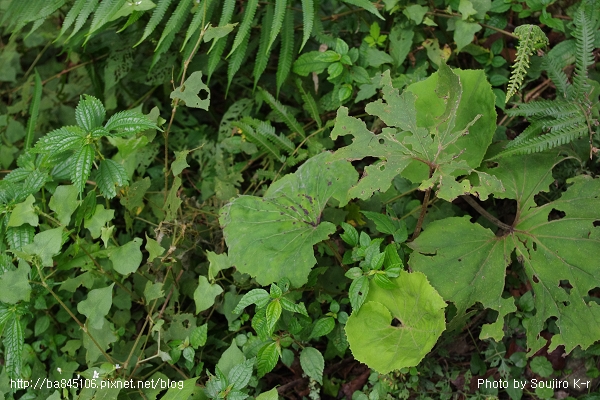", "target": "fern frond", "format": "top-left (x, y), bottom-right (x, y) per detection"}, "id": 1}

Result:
top-left (155, 0), bottom-right (193, 50)
top-left (504, 119), bottom-right (546, 149)
top-left (226, 34), bottom-right (251, 96)
top-left (254, 120), bottom-right (295, 153)
top-left (505, 25), bottom-right (549, 103)
top-left (268, 0), bottom-right (288, 52)
top-left (276, 9), bottom-right (295, 97)
top-left (296, 79), bottom-right (322, 128)
top-left (300, 0), bottom-right (314, 52)
top-left (259, 88), bottom-right (306, 139)
top-left (572, 9), bottom-right (595, 97)
top-left (233, 120), bottom-right (284, 162)
top-left (206, 0), bottom-right (236, 81)
top-left (87, 0), bottom-right (126, 40)
top-left (228, 0), bottom-right (259, 58)
top-left (253, 4), bottom-right (275, 89)
top-left (118, 10), bottom-right (145, 33)
top-left (8, 0), bottom-right (65, 33)
top-left (494, 124), bottom-right (587, 158)
top-left (0, 1), bottom-right (28, 28)
top-left (542, 56), bottom-right (570, 98)
top-left (182, 0), bottom-right (215, 50)
top-left (64, 0), bottom-right (99, 41)
top-left (135, 0), bottom-right (172, 47)
top-left (544, 113), bottom-right (587, 133)
top-left (506, 99), bottom-right (579, 118)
